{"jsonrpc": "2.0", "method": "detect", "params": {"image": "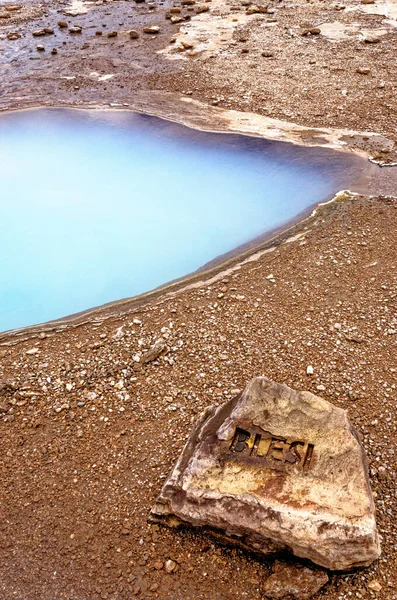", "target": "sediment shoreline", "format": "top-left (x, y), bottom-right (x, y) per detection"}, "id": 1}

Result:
top-left (1, 192), bottom-right (397, 599)
top-left (1, 0), bottom-right (397, 597)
